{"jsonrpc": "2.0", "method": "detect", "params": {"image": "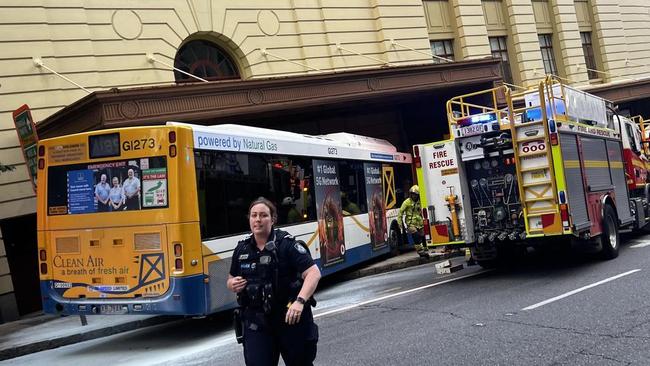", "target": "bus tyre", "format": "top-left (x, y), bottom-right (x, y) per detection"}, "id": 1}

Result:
top-left (600, 204), bottom-right (619, 260)
top-left (388, 223), bottom-right (402, 256)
